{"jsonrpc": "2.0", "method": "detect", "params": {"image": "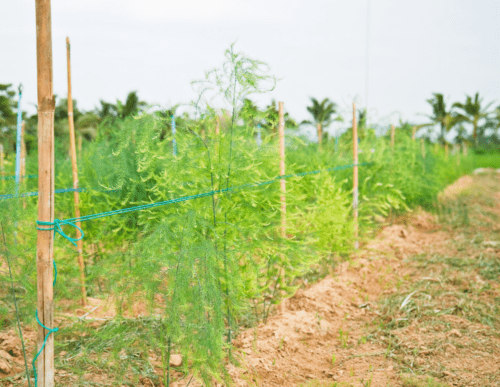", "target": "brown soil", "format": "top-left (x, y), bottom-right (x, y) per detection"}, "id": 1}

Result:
top-left (1, 173), bottom-right (499, 387)
top-left (229, 173), bottom-right (500, 387)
